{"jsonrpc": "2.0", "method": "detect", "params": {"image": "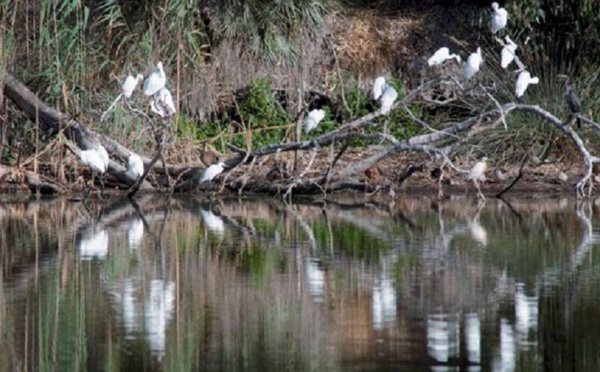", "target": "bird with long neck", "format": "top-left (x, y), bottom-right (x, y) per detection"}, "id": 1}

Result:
top-left (558, 75), bottom-right (582, 128)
